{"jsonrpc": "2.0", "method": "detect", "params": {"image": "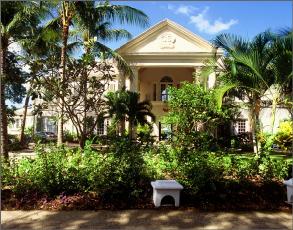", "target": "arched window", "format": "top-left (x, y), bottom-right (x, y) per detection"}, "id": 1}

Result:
top-left (160, 76), bottom-right (173, 101)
